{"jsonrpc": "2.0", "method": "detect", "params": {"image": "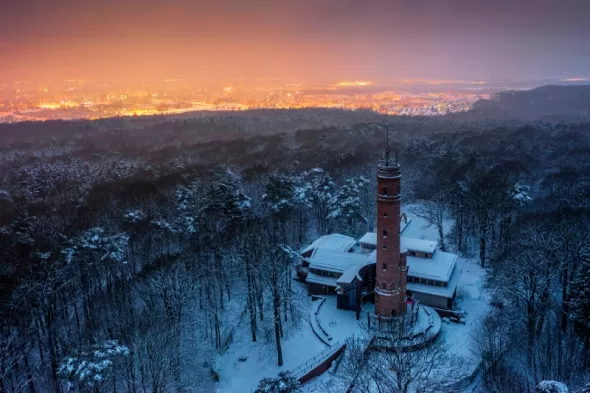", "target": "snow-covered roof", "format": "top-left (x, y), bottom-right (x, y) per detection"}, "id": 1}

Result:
top-left (358, 232), bottom-right (438, 254)
top-left (305, 272), bottom-right (339, 287)
top-left (407, 250), bottom-right (457, 281)
top-left (358, 232), bottom-right (376, 245)
top-left (308, 248), bottom-right (368, 274)
top-left (406, 263), bottom-right (461, 298)
top-left (336, 265), bottom-right (360, 285)
top-left (363, 248), bottom-right (457, 282)
top-left (402, 237), bottom-right (437, 254)
top-left (301, 234), bottom-right (357, 256)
